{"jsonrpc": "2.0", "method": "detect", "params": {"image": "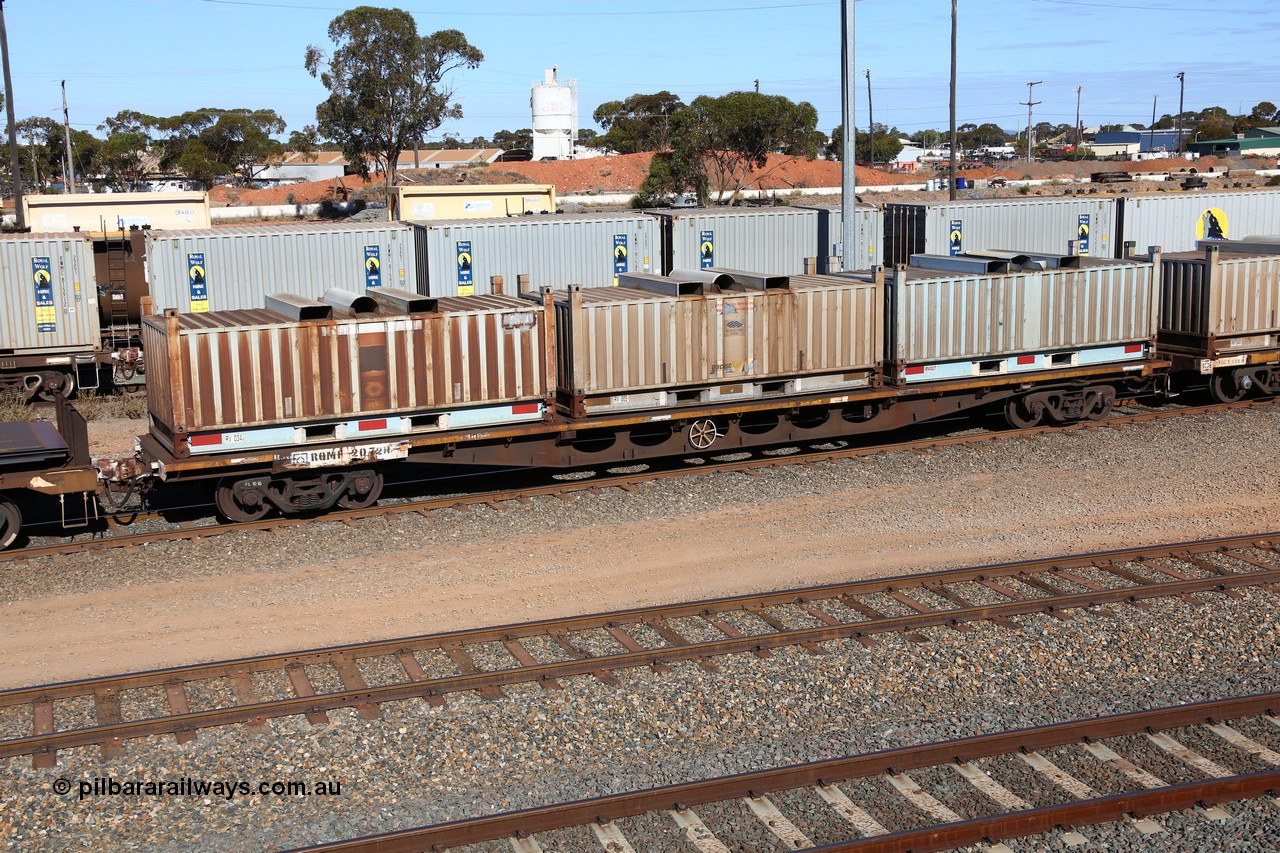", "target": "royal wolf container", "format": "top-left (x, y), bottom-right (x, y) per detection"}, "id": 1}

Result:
top-left (24, 191), bottom-right (210, 233)
top-left (0, 232), bottom-right (100, 357)
top-left (142, 293), bottom-right (552, 454)
top-left (884, 197), bottom-right (1119, 265)
top-left (1156, 243), bottom-right (1280, 355)
top-left (144, 223), bottom-right (420, 313)
top-left (646, 207), bottom-right (821, 275)
top-left (1118, 189), bottom-right (1280, 254)
top-left (795, 203), bottom-right (884, 273)
top-left (550, 272), bottom-right (881, 414)
top-left (390, 184), bottom-right (556, 221)
top-left (885, 254), bottom-right (1158, 384)
top-left (410, 212), bottom-right (660, 297)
